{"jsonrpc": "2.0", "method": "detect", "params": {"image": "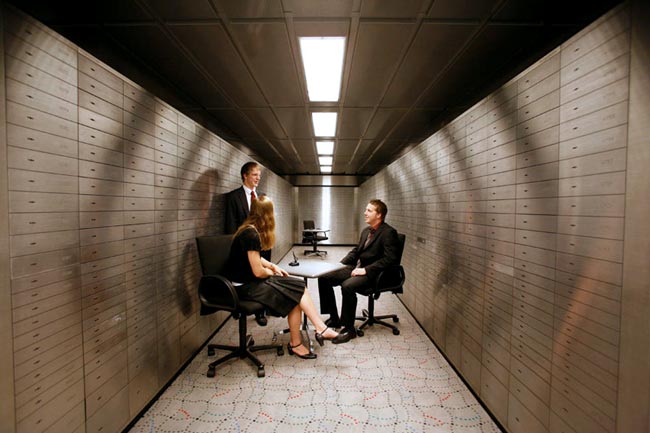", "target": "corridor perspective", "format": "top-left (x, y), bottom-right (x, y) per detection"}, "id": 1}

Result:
top-left (127, 247), bottom-right (501, 433)
top-left (1, 1), bottom-right (649, 433)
